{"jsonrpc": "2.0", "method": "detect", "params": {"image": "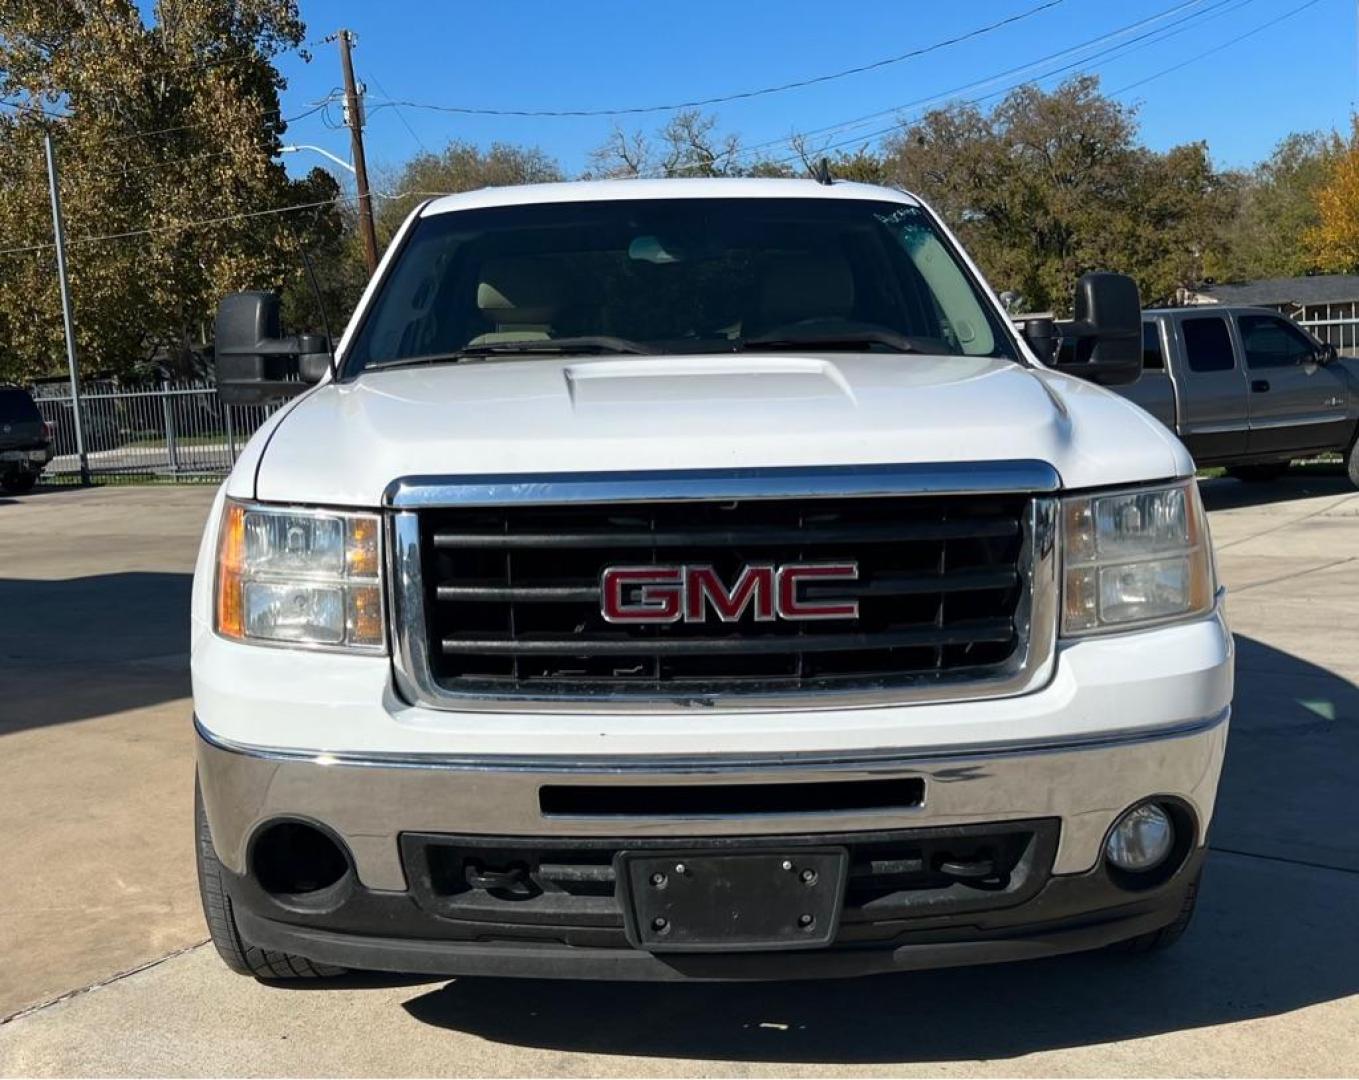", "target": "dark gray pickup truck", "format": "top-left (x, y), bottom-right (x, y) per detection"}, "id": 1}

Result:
top-left (1110, 306), bottom-right (1359, 485)
top-left (0, 386), bottom-right (53, 493)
